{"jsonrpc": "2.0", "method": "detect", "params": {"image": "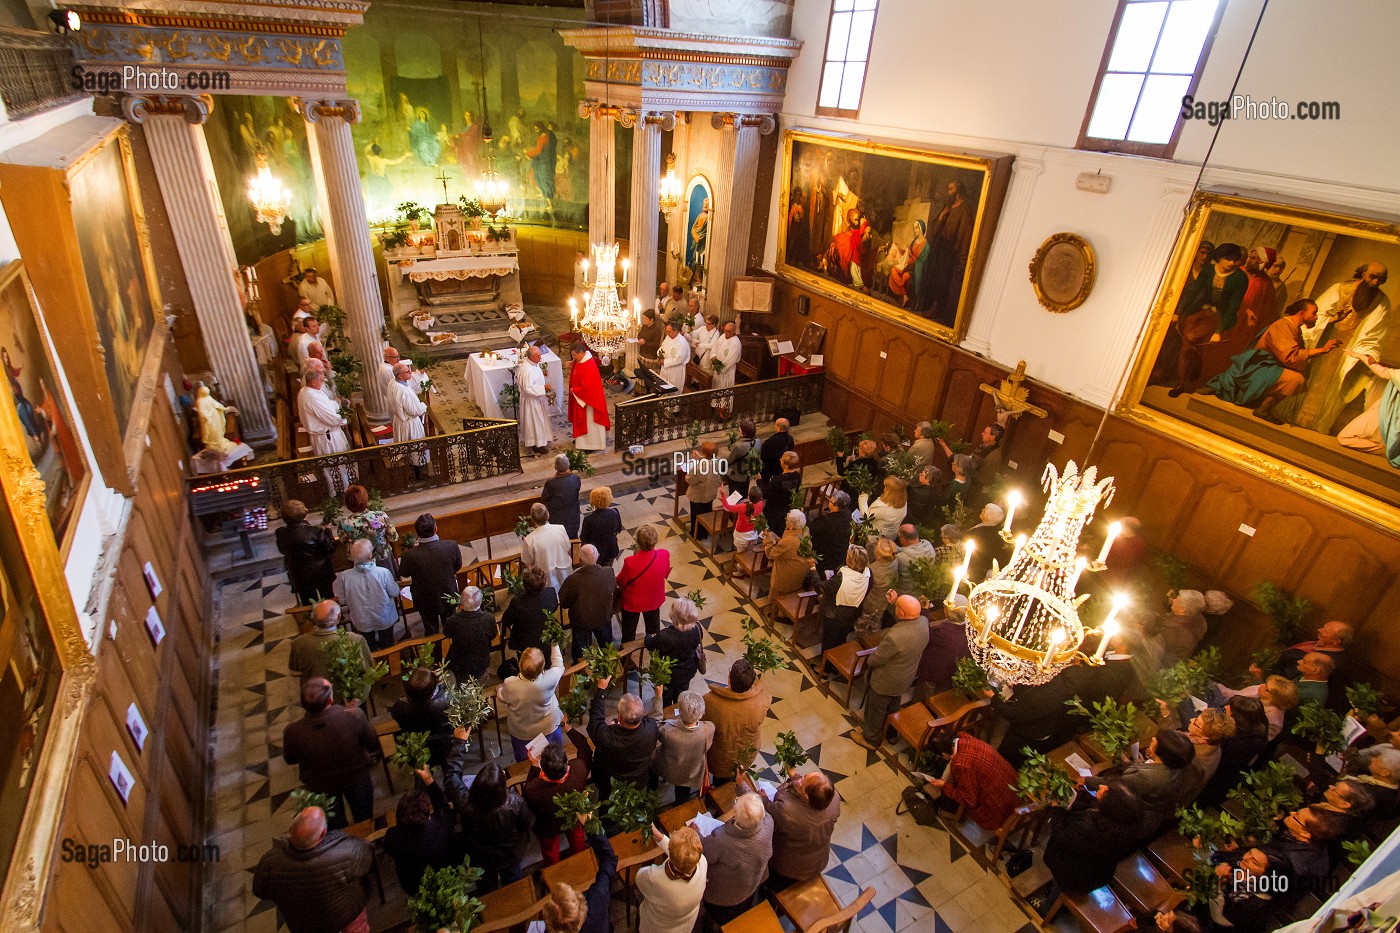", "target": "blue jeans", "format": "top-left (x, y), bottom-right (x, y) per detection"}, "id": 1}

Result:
top-left (511, 727), bottom-right (564, 762)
